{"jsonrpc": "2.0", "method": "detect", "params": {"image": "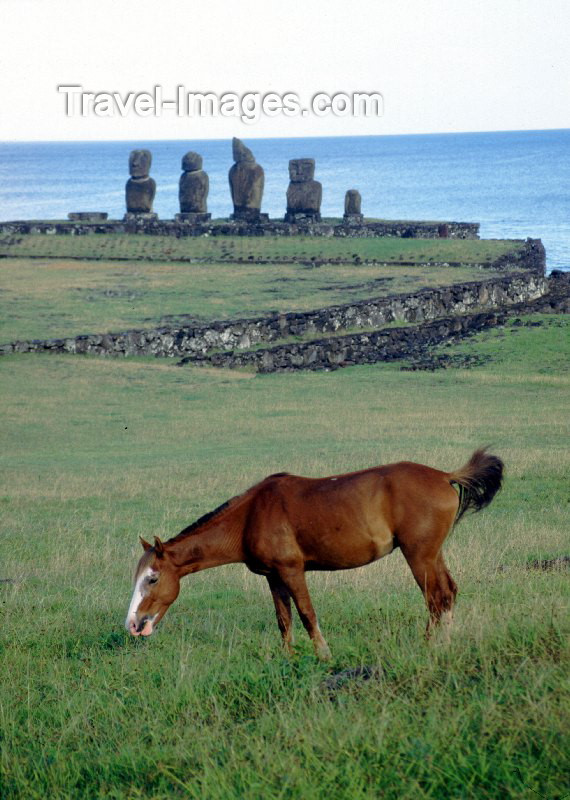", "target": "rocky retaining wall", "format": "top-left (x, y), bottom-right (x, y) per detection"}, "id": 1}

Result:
top-left (0, 268), bottom-right (548, 359)
top-left (0, 218), bottom-right (479, 240)
top-left (489, 238), bottom-right (546, 274)
top-left (183, 310), bottom-right (514, 372)
top-left (180, 275), bottom-right (570, 373)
